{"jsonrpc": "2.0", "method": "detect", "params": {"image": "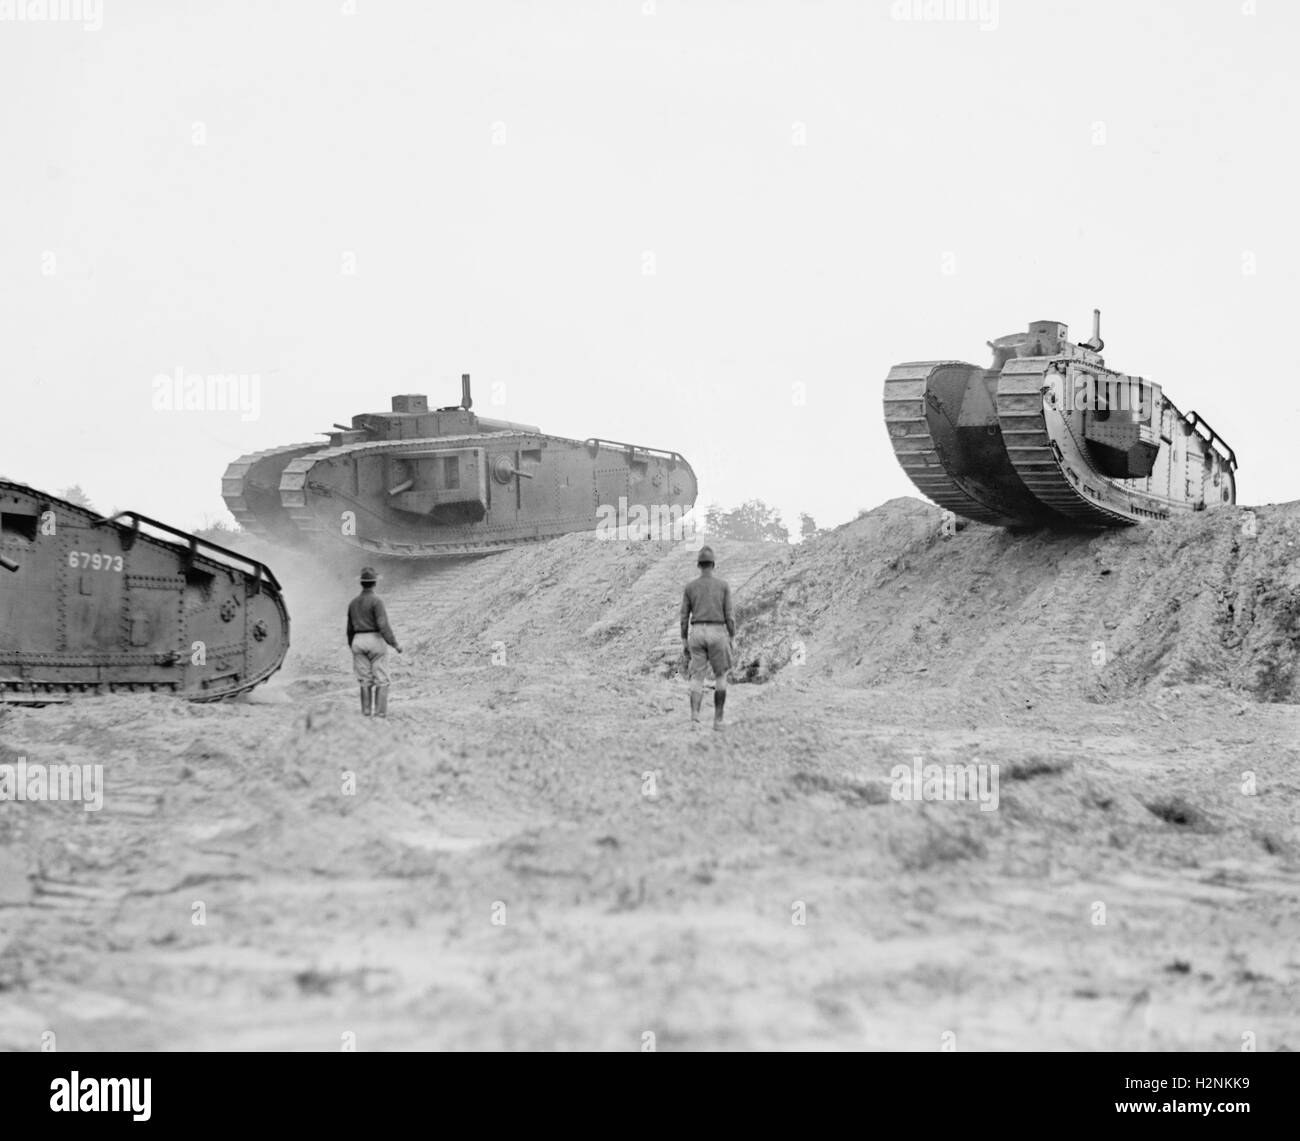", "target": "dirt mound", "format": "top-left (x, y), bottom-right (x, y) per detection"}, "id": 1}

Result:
top-left (732, 498), bottom-right (1300, 705)
top-left (214, 499), bottom-right (1300, 722)
top-left (295, 496), bottom-right (1299, 707)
